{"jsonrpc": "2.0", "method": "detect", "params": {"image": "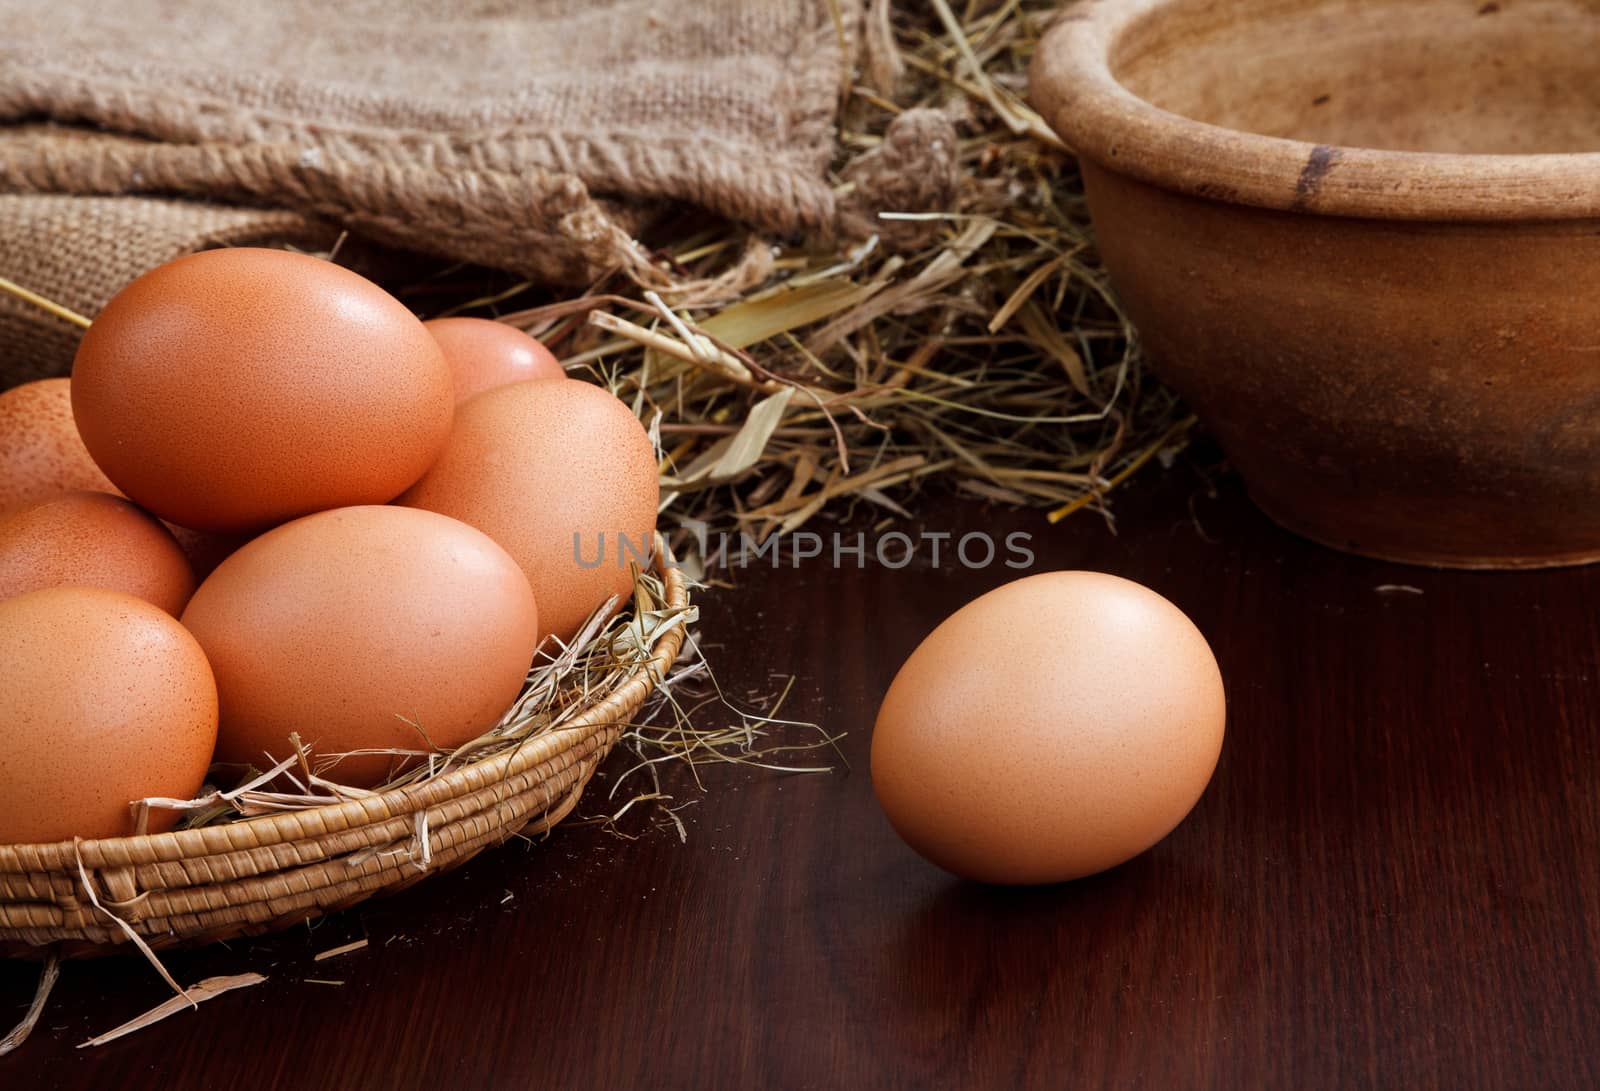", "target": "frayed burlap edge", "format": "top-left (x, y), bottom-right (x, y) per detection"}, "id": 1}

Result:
top-left (0, 4), bottom-right (860, 285)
